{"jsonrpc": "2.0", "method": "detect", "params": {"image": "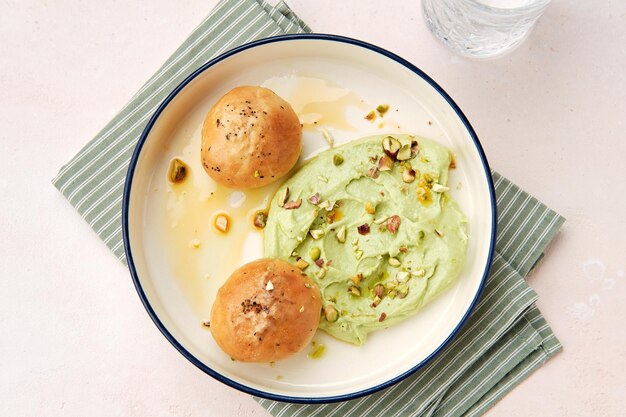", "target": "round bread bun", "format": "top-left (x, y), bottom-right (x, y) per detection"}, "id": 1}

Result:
top-left (201, 86), bottom-right (302, 188)
top-left (210, 258), bottom-right (322, 363)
